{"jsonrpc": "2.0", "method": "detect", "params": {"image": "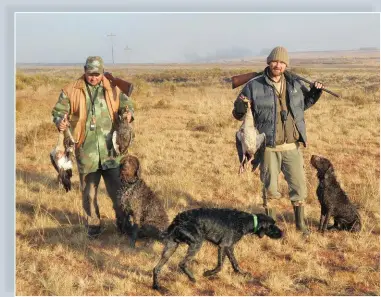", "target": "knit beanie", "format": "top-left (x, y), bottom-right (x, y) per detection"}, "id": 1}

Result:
top-left (267, 46), bottom-right (290, 66)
